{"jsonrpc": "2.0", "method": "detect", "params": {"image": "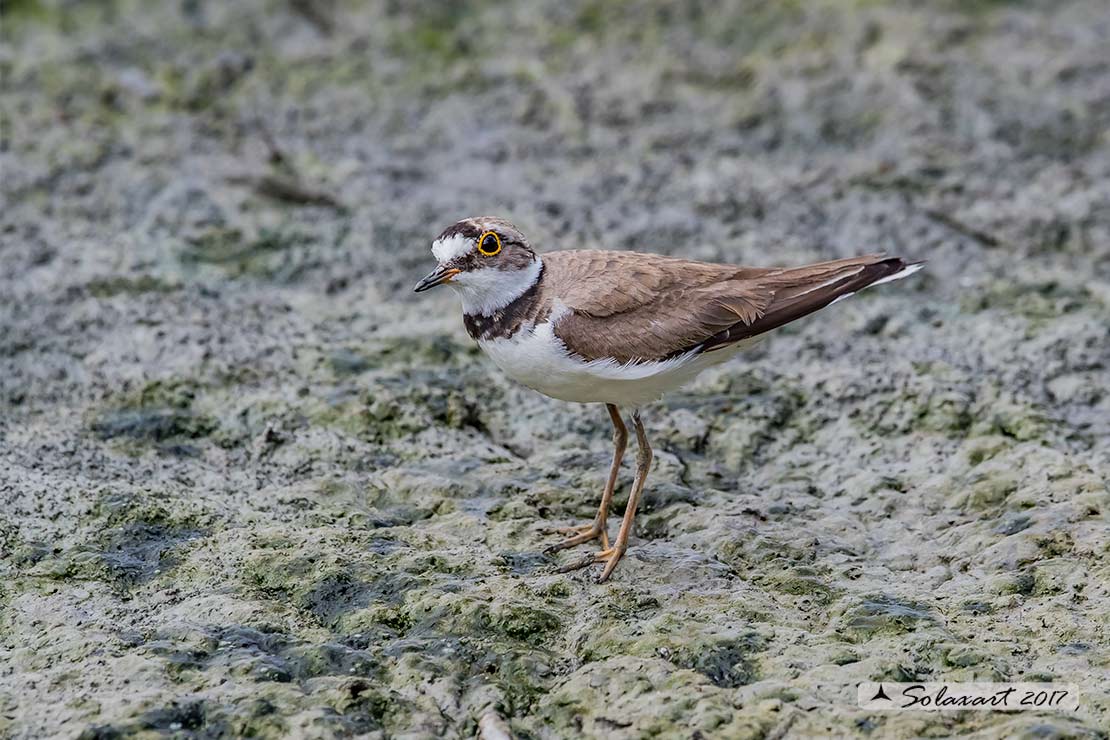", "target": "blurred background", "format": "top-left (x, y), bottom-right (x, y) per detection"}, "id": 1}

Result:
top-left (2, 1), bottom-right (1108, 737)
